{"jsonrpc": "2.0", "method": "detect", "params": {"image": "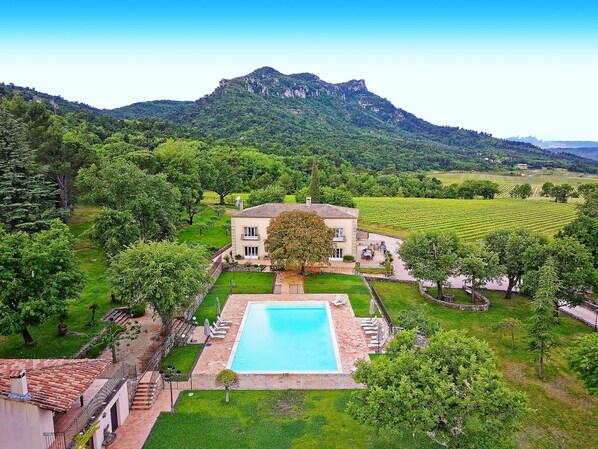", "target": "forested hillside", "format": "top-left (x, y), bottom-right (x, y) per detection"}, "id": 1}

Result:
top-left (2, 69), bottom-right (598, 173)
top-left (96, 67), bottom-right (598, 173)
